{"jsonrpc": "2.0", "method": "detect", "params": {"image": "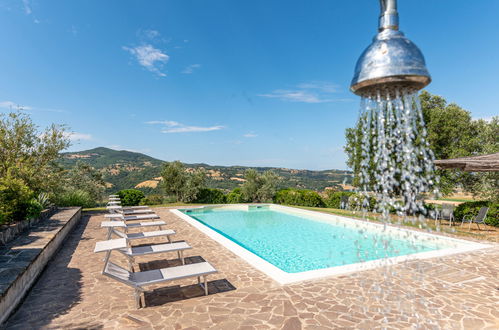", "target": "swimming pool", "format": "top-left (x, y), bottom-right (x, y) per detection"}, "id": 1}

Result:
top-left (171, 205), bottom-right (489, 284)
